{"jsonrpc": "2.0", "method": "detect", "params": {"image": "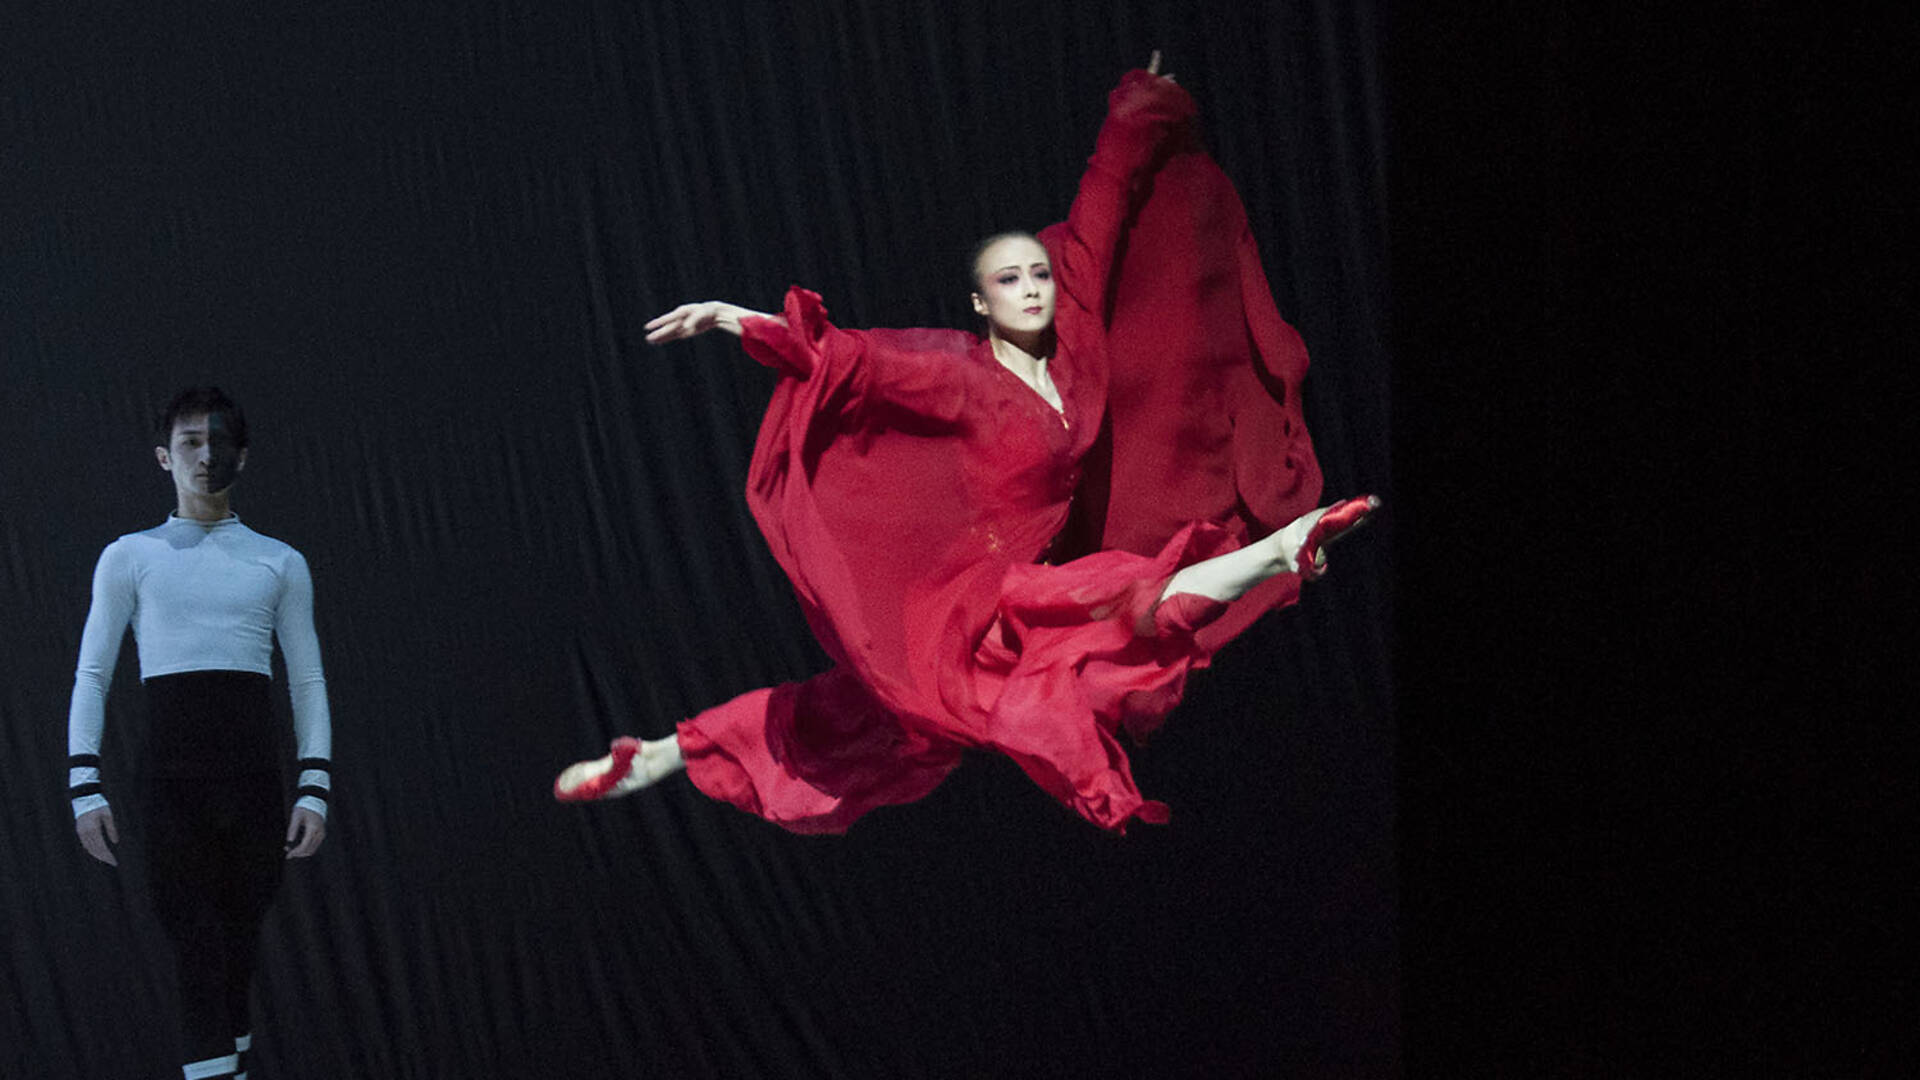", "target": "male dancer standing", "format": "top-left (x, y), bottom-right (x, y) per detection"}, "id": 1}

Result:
top-left (68, 386), bottom-right (332, 1080)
